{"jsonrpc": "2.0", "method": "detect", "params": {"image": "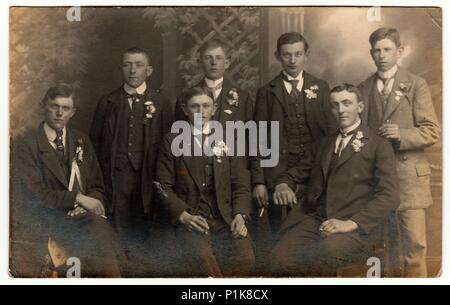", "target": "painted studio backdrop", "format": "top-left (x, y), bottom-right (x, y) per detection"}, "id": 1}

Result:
top-left (10, 7), bottom-right (442, 275)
